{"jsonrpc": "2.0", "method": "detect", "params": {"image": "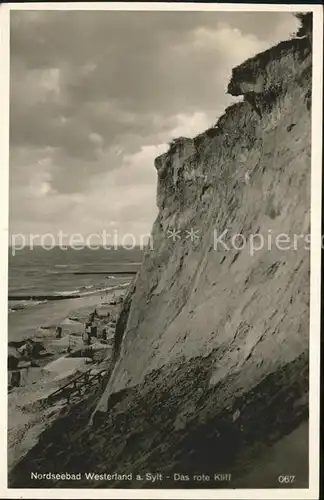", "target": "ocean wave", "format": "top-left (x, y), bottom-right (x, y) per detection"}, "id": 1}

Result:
top-left (8, 299), bottom-right (48, 313)
top-left (55, 282), bottom-right (130, 298)
top-left (8, 283), bottom-right (130, 313)
top-left (54, 289), bottom-right (81, 296)
top-left (77, 282), bottom-right (130, 297)
top-left (53, 284), bottom-right (94, 296)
